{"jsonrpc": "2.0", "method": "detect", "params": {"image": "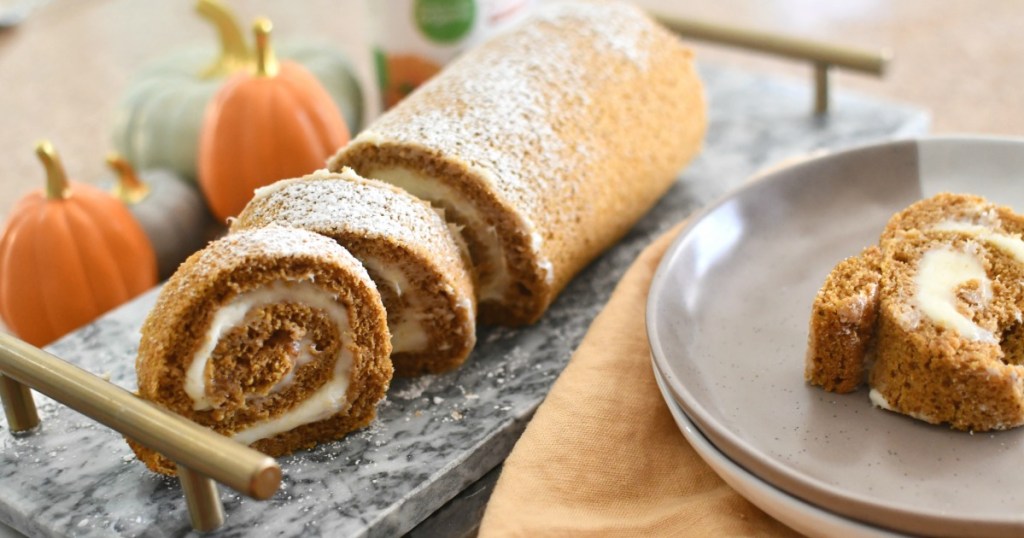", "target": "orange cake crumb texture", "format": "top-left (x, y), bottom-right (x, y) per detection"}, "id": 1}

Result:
top-left (232, 169), bottom-right (477, 377)
top-left (806, 192), bottom-right (1024, 431)
top-left (132, 226), bottom-right (392, 474)
top-left (329, 0), bottom-right (706, 325)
